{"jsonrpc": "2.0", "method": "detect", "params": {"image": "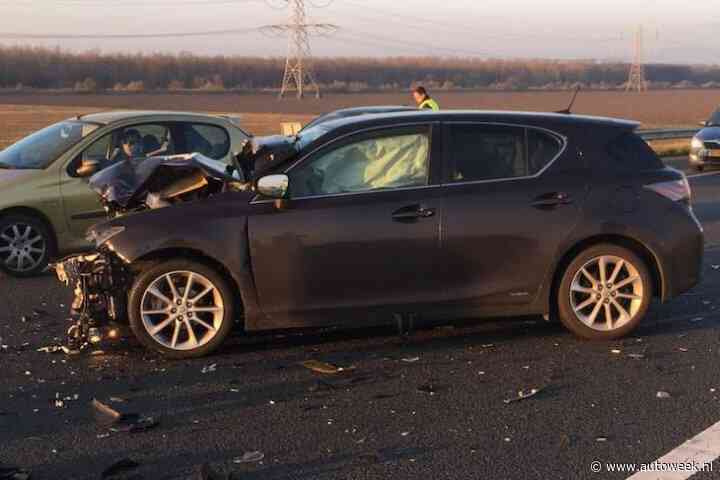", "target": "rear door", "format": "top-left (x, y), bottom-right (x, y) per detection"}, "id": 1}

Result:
top-left (440, 122), bottom-right (588, 308)
top-left (248, 124), bottom-right (445, 327)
